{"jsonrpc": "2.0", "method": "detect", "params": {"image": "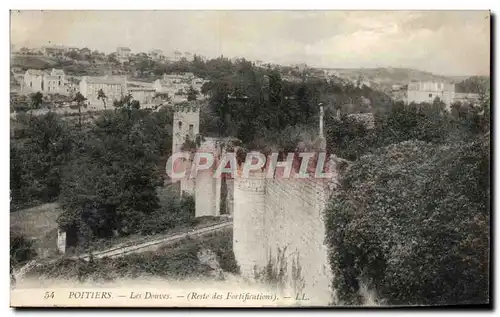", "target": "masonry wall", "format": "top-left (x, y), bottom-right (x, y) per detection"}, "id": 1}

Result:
top-left (195, 168), bottom-right (218, 217)
top-left (233, 172), bottom-right (335, 306)
top-left (194, 137), bottom-right (221, 218)
top-left (233, 174), bottom-right (267, 278)
top-left (264, 177), bottom-right (332, 306)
